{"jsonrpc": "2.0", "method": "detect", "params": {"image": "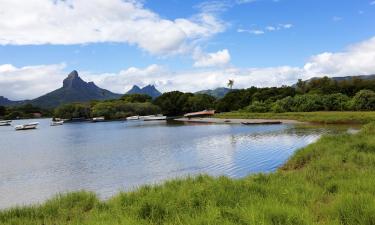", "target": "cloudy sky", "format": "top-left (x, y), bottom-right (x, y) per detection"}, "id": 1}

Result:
top-left (1, 0), bottom-right (375, 100)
